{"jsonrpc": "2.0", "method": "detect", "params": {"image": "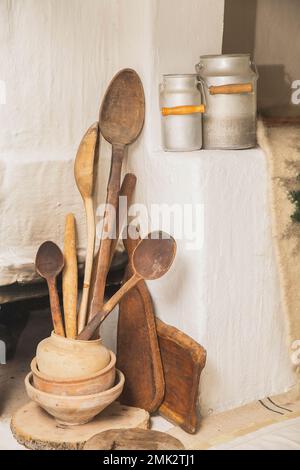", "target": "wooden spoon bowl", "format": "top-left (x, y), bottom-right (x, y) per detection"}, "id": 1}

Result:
top-left (132, 231), bottom-right (176, 280)
top-left (100, 68), bottom-right (145, 145)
